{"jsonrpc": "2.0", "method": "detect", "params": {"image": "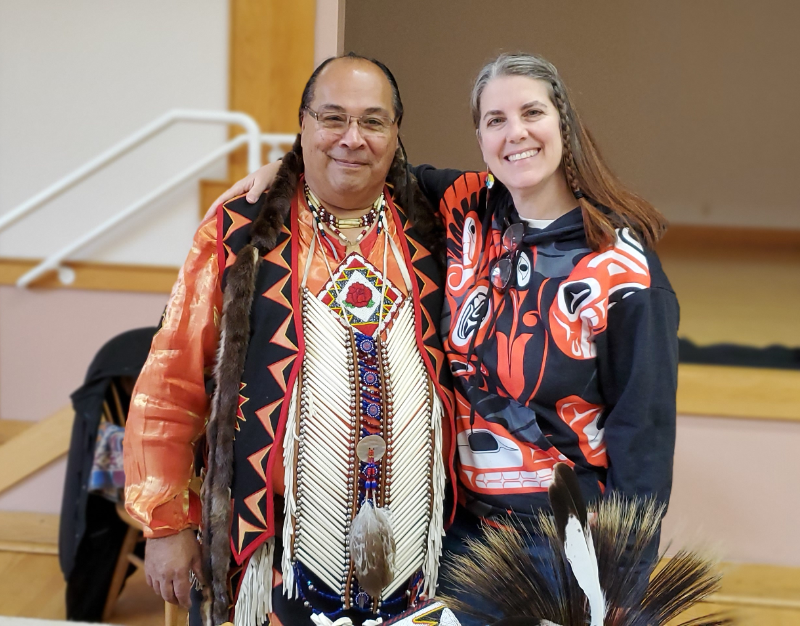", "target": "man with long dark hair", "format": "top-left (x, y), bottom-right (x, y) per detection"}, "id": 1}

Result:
top-left (124, 55), bottom-right (456, 626)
